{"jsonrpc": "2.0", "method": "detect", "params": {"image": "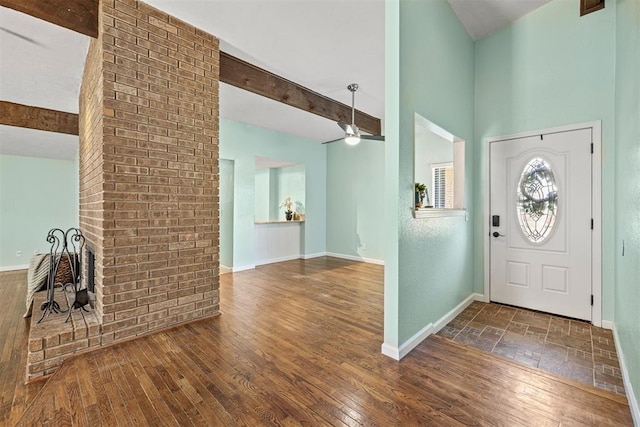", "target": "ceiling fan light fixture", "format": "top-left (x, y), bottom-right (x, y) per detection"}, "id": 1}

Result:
top-left (322, 83), bottom-right (384, 145)
top-left (345, 134), bottom-right (361, 145)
